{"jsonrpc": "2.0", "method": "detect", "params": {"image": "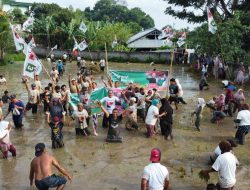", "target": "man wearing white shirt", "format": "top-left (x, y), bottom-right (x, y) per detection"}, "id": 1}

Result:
top-left (201, 140), bottom-right (239, 190)
top-left (100, 90), bottom-right (120, 128)
top-left (141, 148), bottom-right (170, 190)
top-left (234, 103), bottom-right (250, 145)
